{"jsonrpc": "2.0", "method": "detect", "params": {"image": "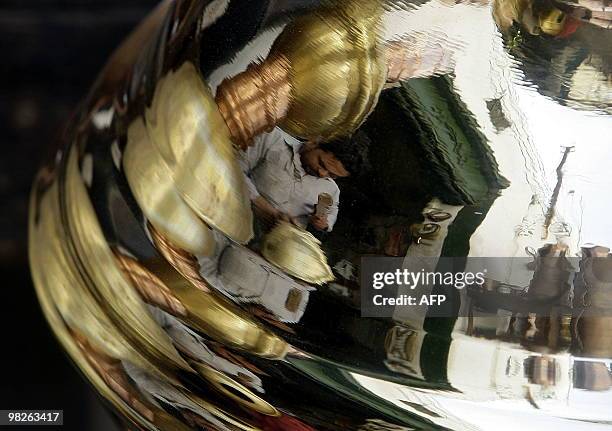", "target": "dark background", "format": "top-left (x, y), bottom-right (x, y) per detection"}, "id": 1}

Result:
top-left (0, 1), bottom-right (157, 429)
